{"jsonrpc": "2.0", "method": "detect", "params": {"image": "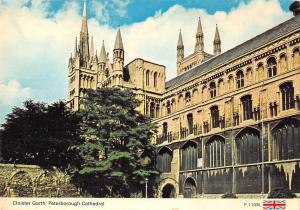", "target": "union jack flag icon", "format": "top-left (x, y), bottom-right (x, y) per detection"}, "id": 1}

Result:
top-left (263, 200), bottom-right (286, 210)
